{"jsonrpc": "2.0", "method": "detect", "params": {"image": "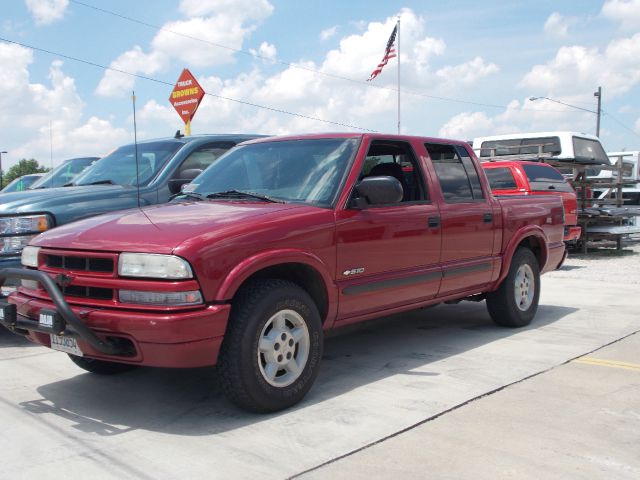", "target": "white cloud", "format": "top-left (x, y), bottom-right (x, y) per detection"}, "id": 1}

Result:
top-left (601, 0), bottom-right (640, 30)
top-left (96, 0), bottom-right (274, 97)
top-left (95, 46), bottom-right (167, 97)
top-left (520, 32), bottom-right (640, 98)
top-left (635, 117), bottom-right (640, 134)
top-left (0, 42), bottom-right (128, 167)
top-left (438, 97), bottom-right (600, 141)
top-left (436, 57), bottom-right (499, 88)
top-left (178, 0), bottom-right (273, 20)
top-left (320, 26), bottom-right (338, 41)
top-left (133, 9), bottom-right (501, 137)
top-left (544, 12), bottom-right (569, 37)
top-left (249, 41), bottom-right (277, 61)
top-left (24, 0), bottom-right (68, 26)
